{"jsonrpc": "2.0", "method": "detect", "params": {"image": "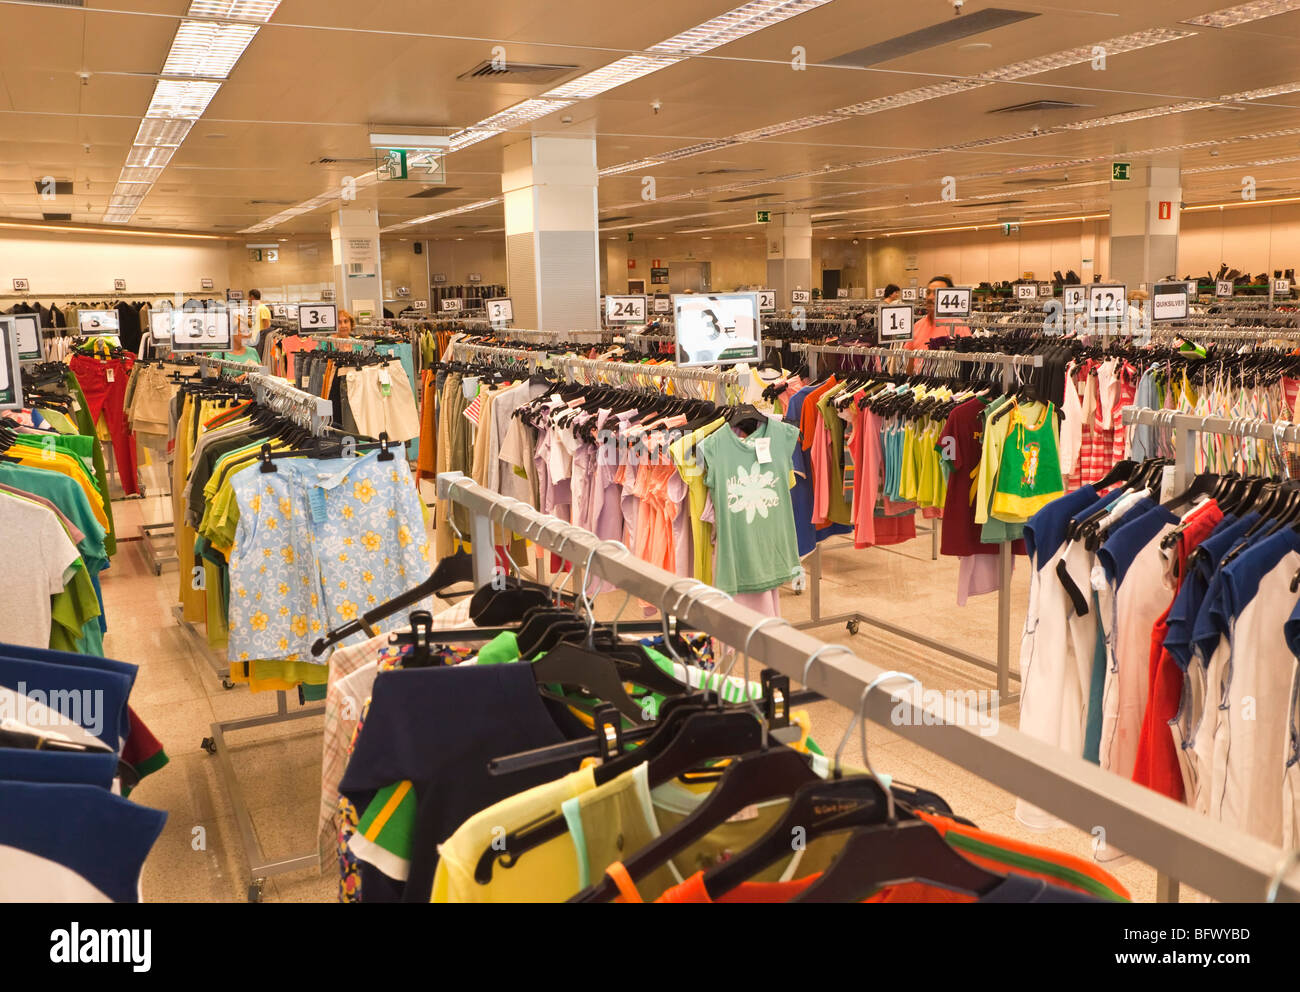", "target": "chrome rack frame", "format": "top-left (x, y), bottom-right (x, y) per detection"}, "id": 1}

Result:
top-left (436, 472), bottom-right (1299, 903)
top-left (1120, 406), bottom-right (1300, 491)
